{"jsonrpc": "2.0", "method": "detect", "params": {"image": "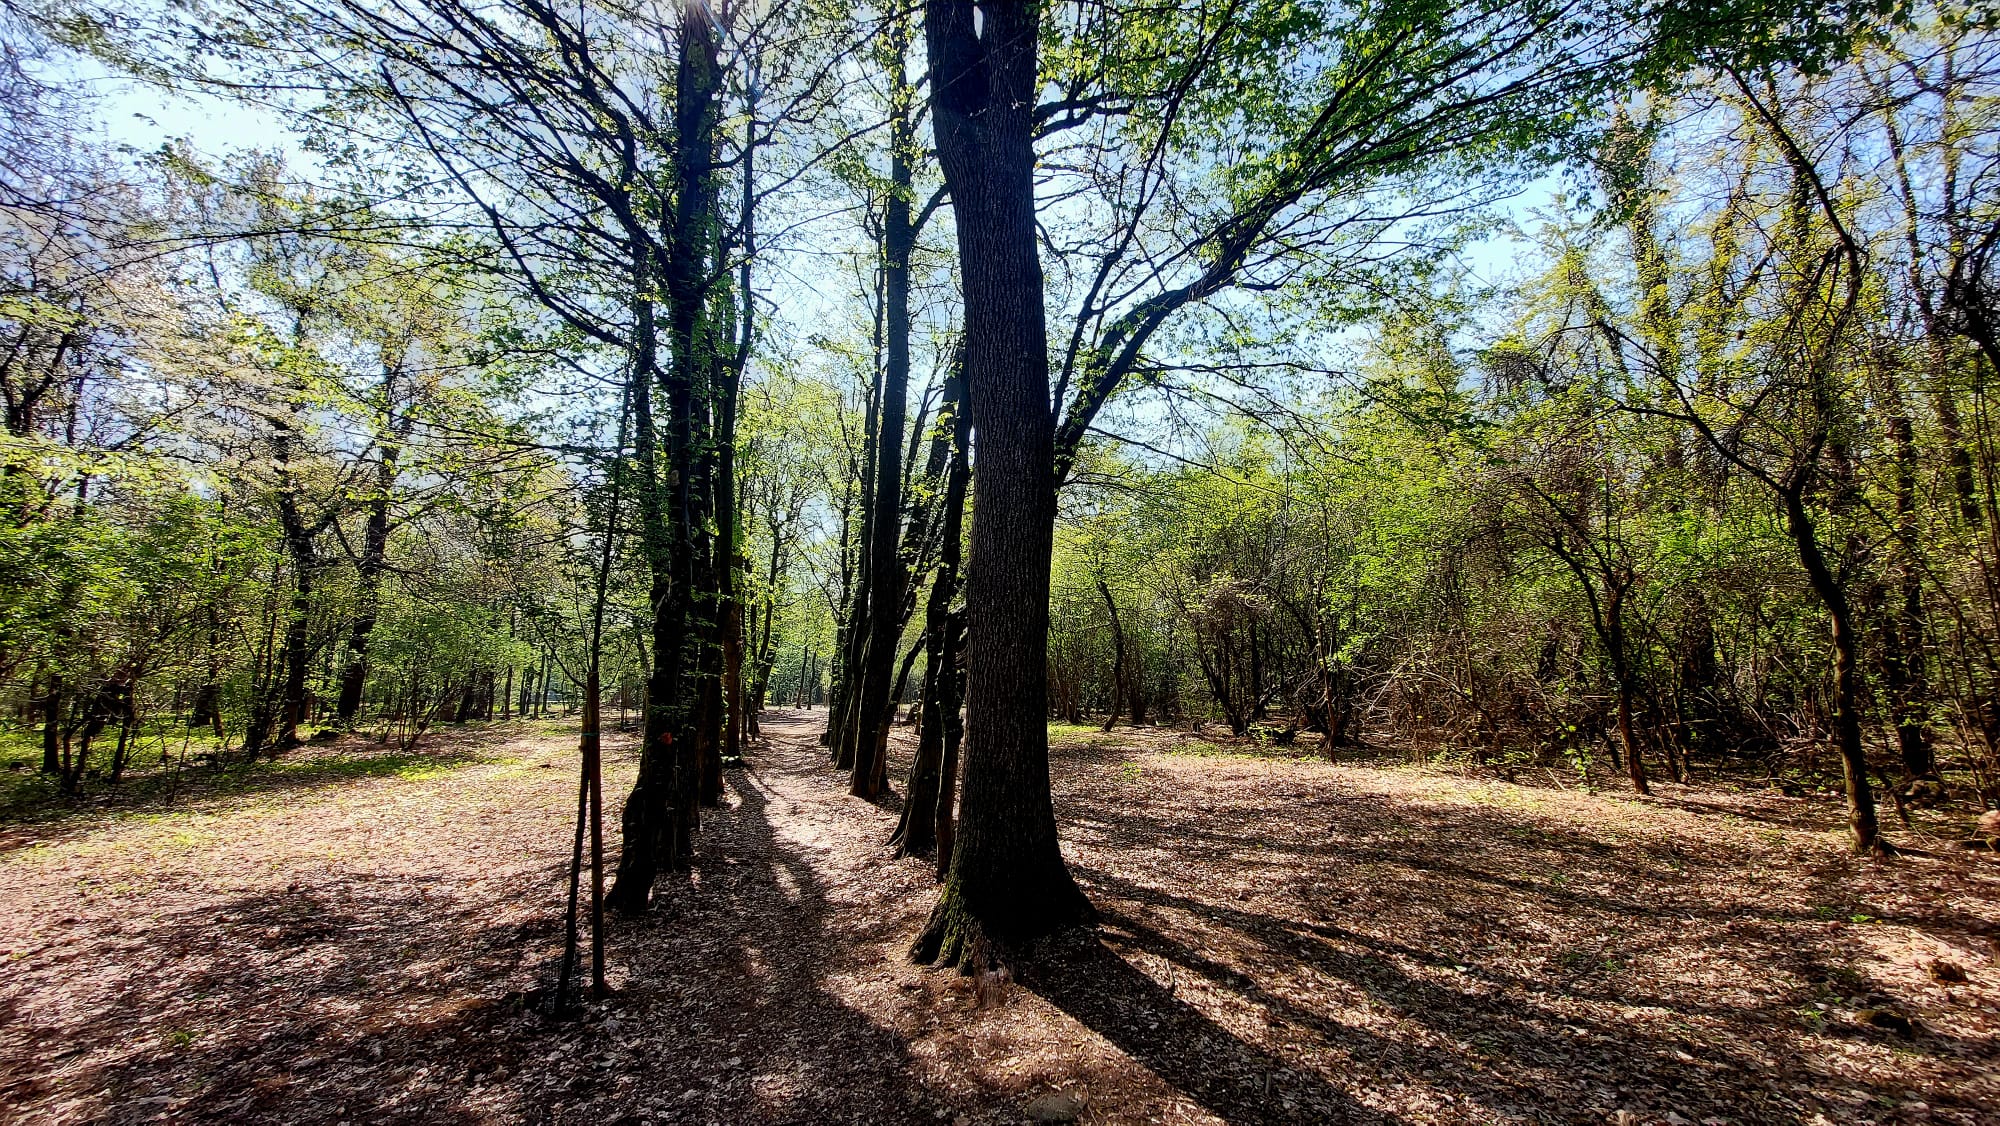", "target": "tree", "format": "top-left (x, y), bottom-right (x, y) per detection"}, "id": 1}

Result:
top-left (912, 0), bottom-right (1094, 968)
